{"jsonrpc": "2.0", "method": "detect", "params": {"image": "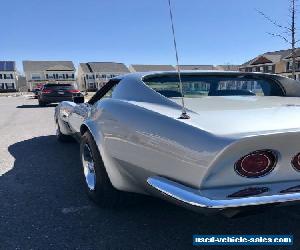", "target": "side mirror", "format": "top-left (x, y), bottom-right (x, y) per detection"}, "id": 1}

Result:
top-left (73, 96), bottom-right (85, 104)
